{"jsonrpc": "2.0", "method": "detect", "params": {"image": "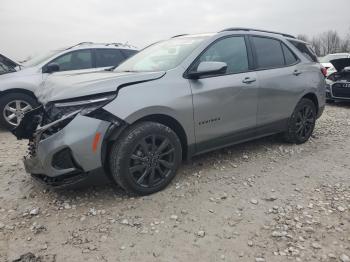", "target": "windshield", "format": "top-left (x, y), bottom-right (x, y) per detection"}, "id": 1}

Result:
top-left (319, 54), bottom-right (350, 63)
top-left (22, 50), bottom-right (62, 67)
top-left (115, 36), bottom-right (209, 72)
